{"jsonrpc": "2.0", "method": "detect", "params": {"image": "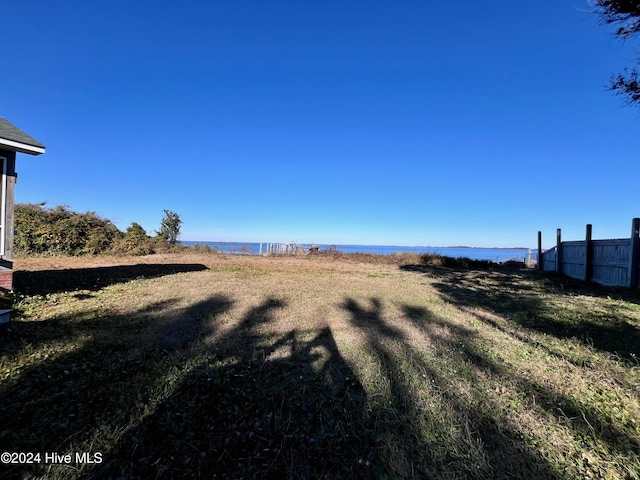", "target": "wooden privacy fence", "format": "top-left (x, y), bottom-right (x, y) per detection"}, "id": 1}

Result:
top-left (538, 218), bottom-right (640, 288)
